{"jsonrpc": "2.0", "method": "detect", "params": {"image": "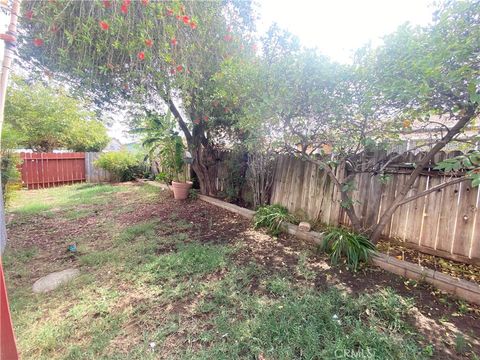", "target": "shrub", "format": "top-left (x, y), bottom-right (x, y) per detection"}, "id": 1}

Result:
top-left (1, 151), bottom-right (21, 204)
top-left (188, 188), bottom-right (199, 200)
top-left (253, 204), bottom-right (294, 236)
top-left (94, 151), bottom-right (143, 182)
top-left (320, 227), bottom-right (376, 271)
